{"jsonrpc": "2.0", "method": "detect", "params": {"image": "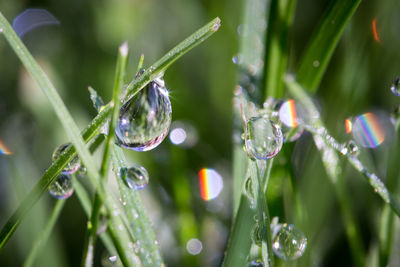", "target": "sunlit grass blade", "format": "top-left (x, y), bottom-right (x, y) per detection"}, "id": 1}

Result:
top-left (296, 0), bottom-right (362, 92)
top-left (81, 42), bottom-right (128, 267)
top-left (111, 145), bottom-right (164, 266)
top-left (23, 200), bottom-right (66, 267)
top-left (262, 0), bottom-right (296, 99)
top-left (124, 17), bottom-right (221, 100)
